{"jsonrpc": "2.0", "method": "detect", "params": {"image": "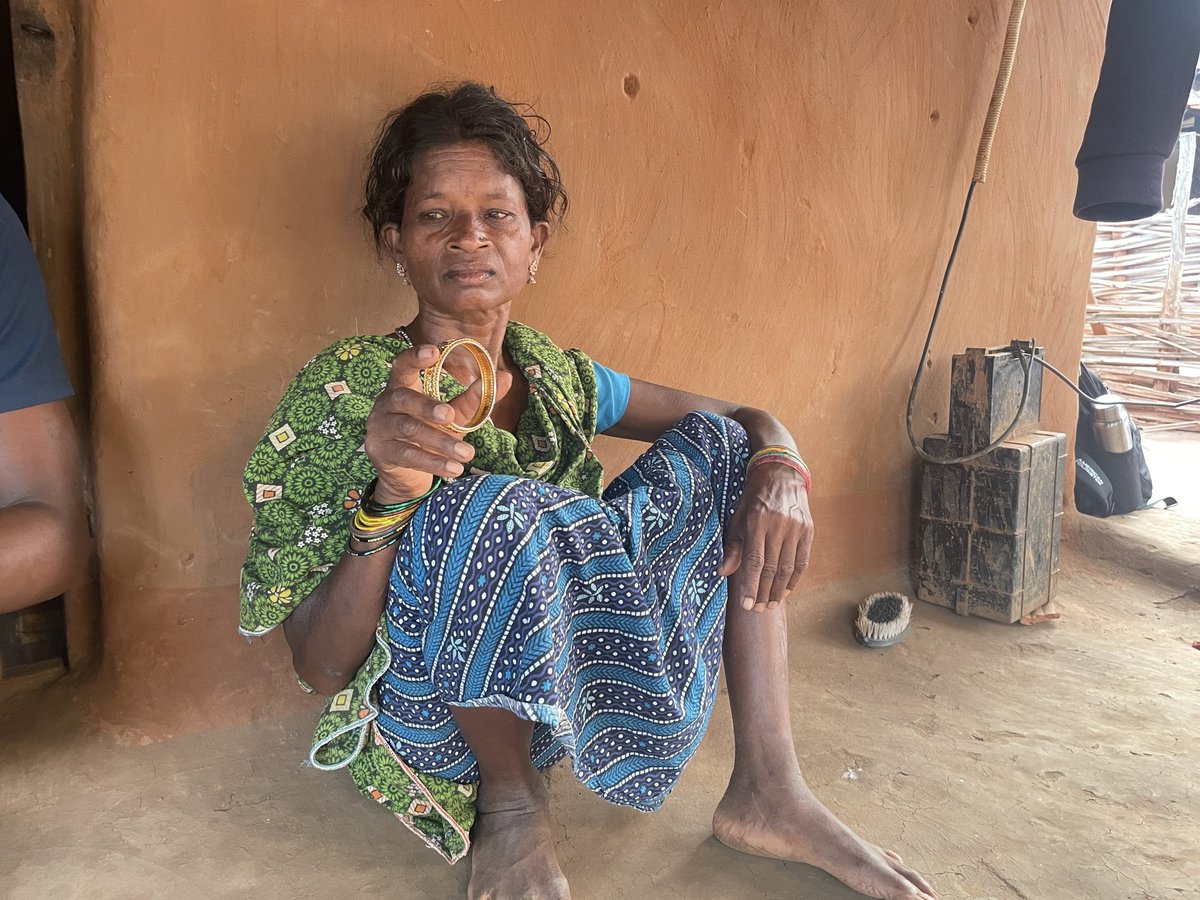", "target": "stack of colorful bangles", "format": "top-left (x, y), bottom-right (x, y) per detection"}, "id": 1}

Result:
top-left (347, 476), bottom-right (443, 556)
top-left (748, 445), bottom-right (812, 492)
